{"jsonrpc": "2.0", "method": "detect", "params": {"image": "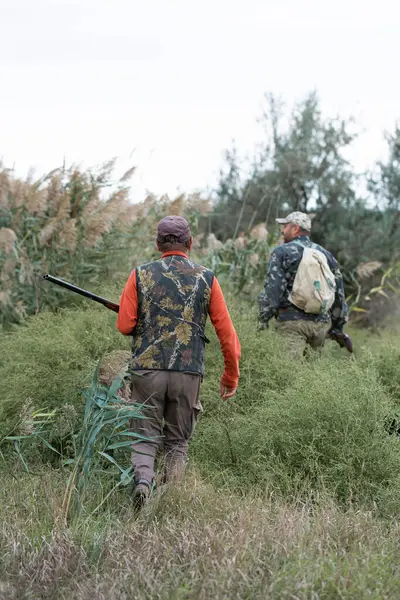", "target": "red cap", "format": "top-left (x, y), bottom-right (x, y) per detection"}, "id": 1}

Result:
top-left (157, 216), bottom-right (191, 242)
